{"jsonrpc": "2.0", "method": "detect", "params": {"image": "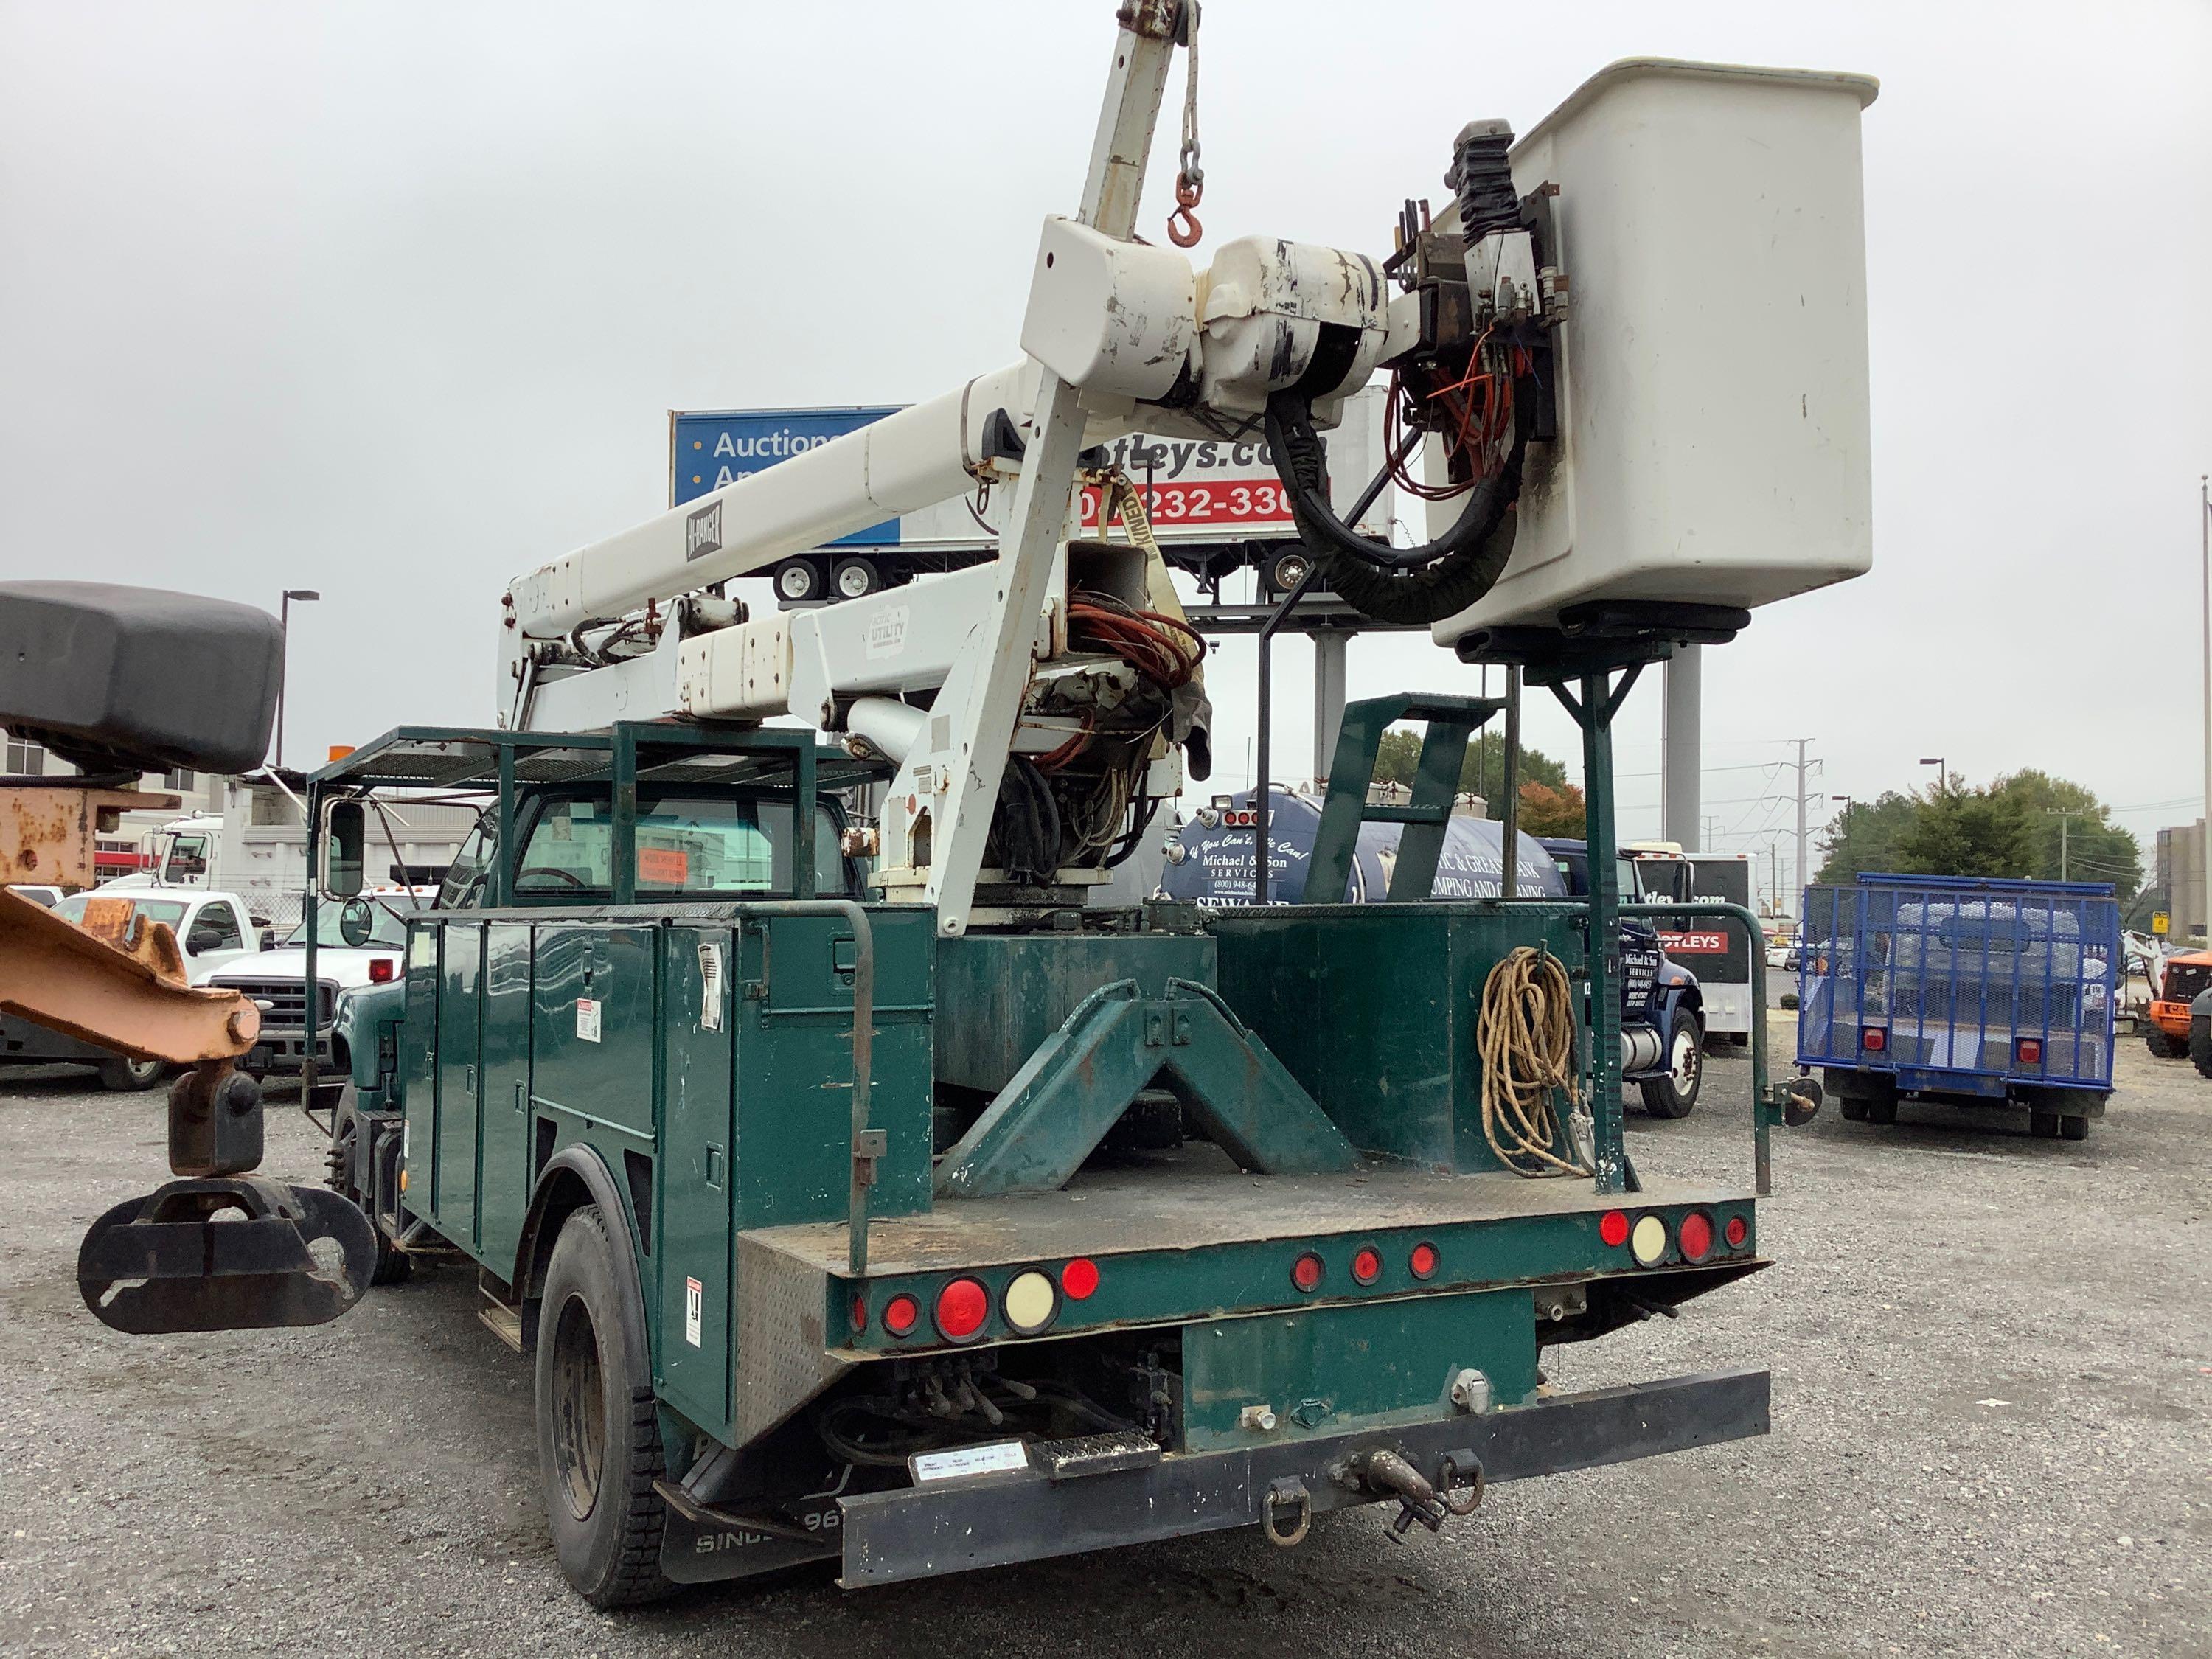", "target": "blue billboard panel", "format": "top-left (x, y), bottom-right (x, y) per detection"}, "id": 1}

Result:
top-left (670, 407), bottom-right (901, 546)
